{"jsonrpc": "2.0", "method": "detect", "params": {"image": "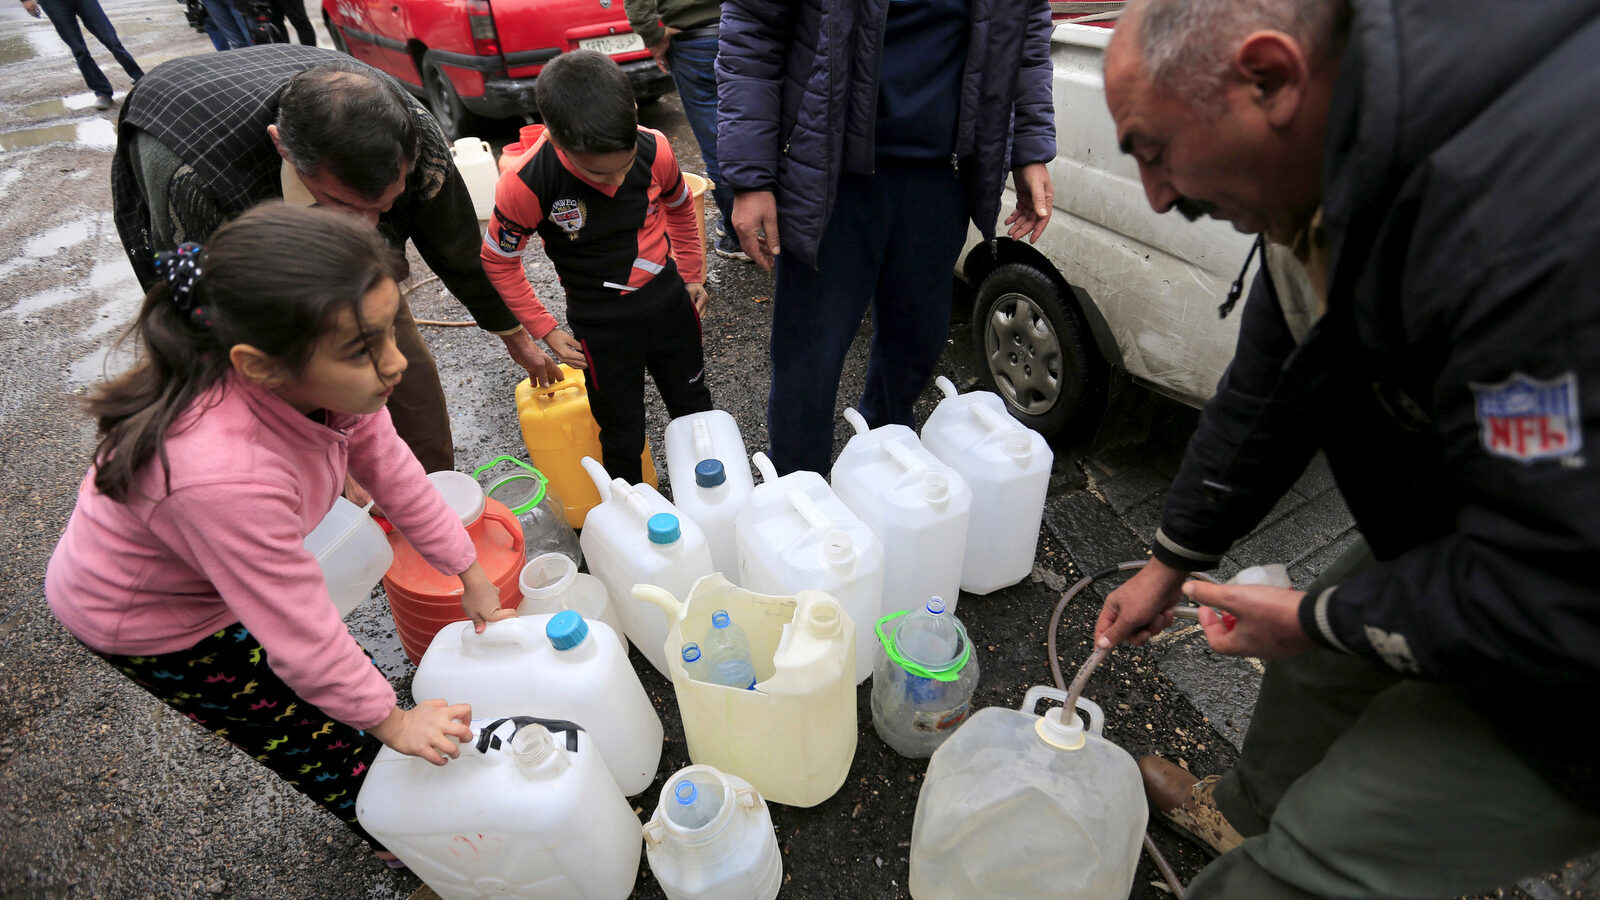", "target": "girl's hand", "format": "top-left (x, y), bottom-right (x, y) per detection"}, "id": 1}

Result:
top-left (369, 700), bottom-right (472, 766)
top-left (458, 562), bottom-right (513, 633)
